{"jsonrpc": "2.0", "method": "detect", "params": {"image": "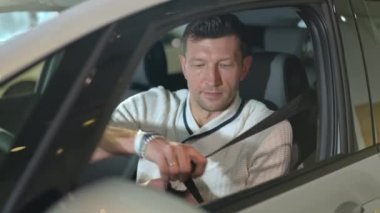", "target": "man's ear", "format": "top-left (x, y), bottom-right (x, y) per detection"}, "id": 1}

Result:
top-left (240, 55), bottom-right (252, 81)
top-left (179, 54), bottom-right (188, 80)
